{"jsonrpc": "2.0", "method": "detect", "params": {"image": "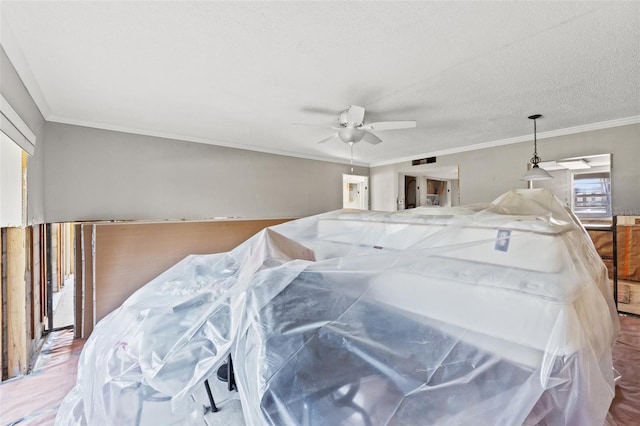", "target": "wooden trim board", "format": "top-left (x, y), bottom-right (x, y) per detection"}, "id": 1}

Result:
top-left (73, 224), bottom-right (83, 338)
